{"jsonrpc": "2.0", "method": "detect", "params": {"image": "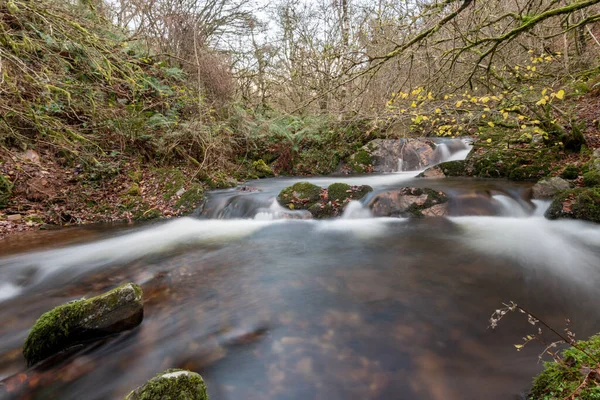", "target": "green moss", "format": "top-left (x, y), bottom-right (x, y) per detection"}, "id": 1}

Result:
top-left (125, 369), bottom-right (208, 400)
top-left (23, 283), bottom-right (143, 366)
top-left (134, 207), bottom-right (162, 221)
top-left (328, 183), bottom-right (352, 202)
top-left (509, 164), bottom-right (551, 181)
top-left (545, 187), bottom-right (600, 223)
top-left (348, 150), bottom-right (372, 173)
top-left (561, 165), bottom-right (580, 180)
top-left (0, 174), bottom-right (13, 209)
top-left (469, 147), bottom-right (555, 181)
top-left (308, 203), bottom-right (336, 219)
top-left (583, 170), bottom-right (600, 187)
top-left (354, 185), bottom-right (373, 200)
top-left (175, 183), bottom-right (204, 211)
top-left (204, 172), bottom-right (235, 189)
top-left (252, 159), bottom-right (274, 178)
top-left (437, 160), bottom-right (468, 177)
top-left (157, 168), bottom-right (186, 200)
top-left (24, 214), bottom-right (44, 224)
top-left (530, 335), bottom-right (600, 399)
top-left (277, 182), bottom-right (322, 210)
top-left (125, 183), bottom-right (141, 196)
